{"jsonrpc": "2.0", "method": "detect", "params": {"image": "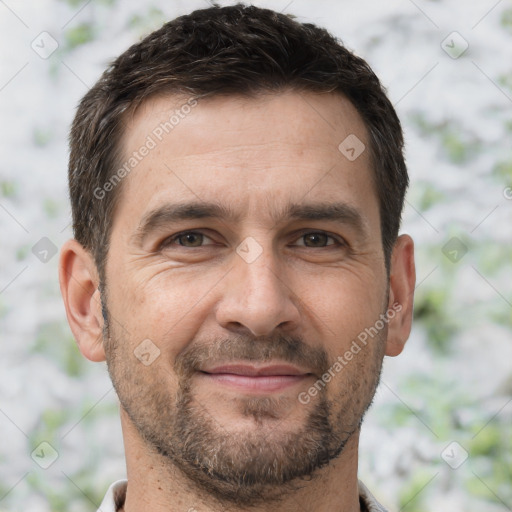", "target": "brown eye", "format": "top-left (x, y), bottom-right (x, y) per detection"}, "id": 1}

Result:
top-left (295, 232), bottom-right (339, 248)
top-left (303, 233), bottom-right (329, 247)
top-left (160, 231), bottom-right (215, 249)
top-left (177, 232), bottom-right (204, 247)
